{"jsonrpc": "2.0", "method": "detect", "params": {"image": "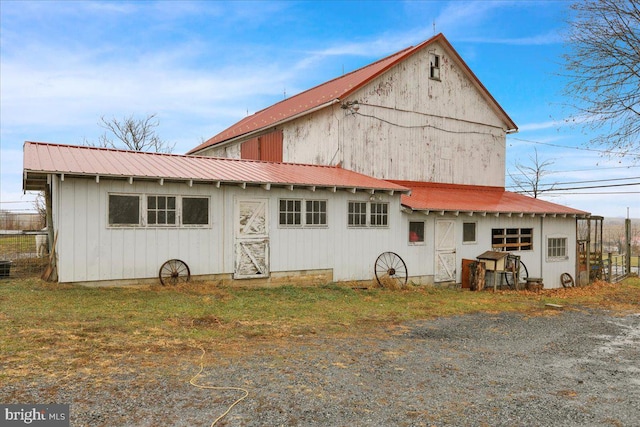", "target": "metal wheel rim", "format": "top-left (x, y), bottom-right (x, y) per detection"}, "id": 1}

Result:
top-left (159, 259), bottom-right (191, 286)
top-left (505, 260), bottom-right (528, 289)
top-left (561, 273), bottom-right (574, 288)
top-left (375, 252), bottom-right (408, 287)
